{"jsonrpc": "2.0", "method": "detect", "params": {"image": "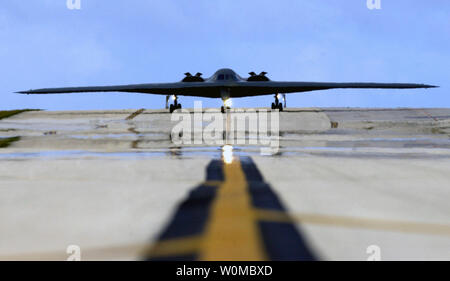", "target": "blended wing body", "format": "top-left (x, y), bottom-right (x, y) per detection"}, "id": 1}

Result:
top-left (17, 68), bottom-right (437, 99)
